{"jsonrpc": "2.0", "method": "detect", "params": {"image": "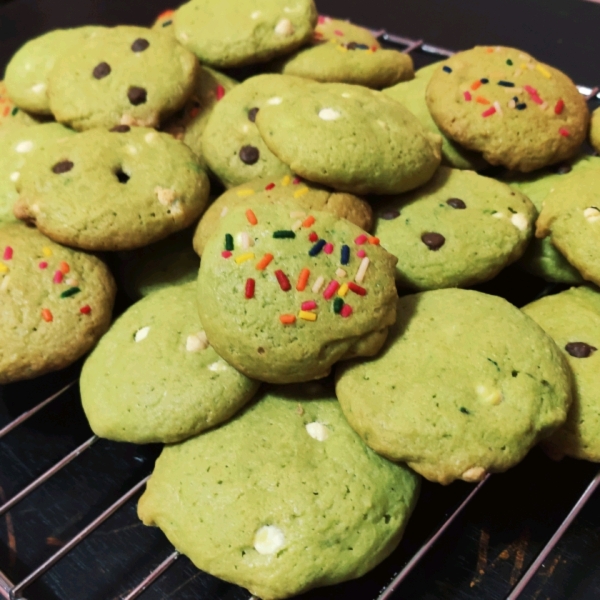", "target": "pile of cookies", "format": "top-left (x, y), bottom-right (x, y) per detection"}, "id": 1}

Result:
top-left (1, 0), bottom-right (600, 597)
